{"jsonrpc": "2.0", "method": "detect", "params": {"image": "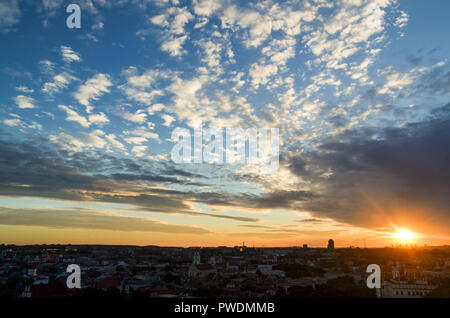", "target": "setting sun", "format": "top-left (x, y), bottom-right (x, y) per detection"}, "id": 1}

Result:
top-left (393, 229), bottom-right (417, 242)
